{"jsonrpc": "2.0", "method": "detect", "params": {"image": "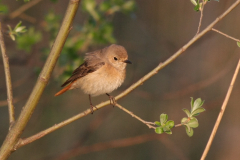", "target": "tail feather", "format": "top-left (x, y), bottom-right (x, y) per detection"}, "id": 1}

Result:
top-left (55, 83), bottom-right (73, 96)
